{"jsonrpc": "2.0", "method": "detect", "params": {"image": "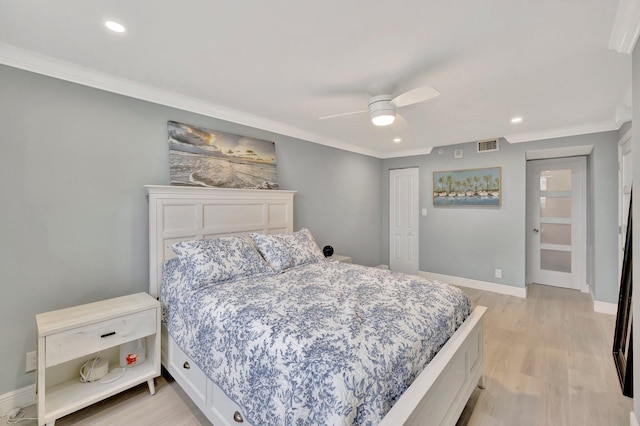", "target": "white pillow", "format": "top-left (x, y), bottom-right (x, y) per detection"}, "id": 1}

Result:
top-left (250, 228), bottom-right (324, 273)
top-left (170, 236), bottom-right (273, 287)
